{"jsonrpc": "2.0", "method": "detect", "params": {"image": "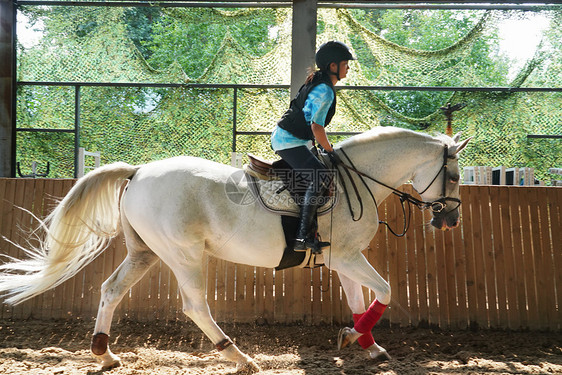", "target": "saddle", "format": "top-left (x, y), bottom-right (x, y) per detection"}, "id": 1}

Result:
top-left (244, 154), bottom-right (336, 270)
top-left (246, 154), bottom-right (283, 181)
top-left (244, 153), bottom-right (337, 217)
